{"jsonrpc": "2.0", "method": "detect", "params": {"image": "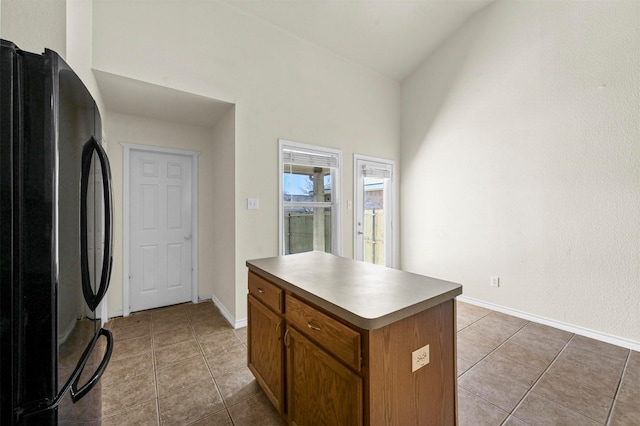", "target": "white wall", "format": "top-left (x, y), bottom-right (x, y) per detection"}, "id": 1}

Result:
top-left (1, 0), bottom-right (66, 57)
top-left (401, 1), bottom-right (640, 344)
top-left (66, 0), bottom-right (105, 123)
top-left (1, 0), bottom-right (104, 135)
top-left (208, 107), bottom-right (236, 321)
top-left (91, 0), bottom-right (400, 322)
top-left (104, 111), bottom-right (231, 314)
